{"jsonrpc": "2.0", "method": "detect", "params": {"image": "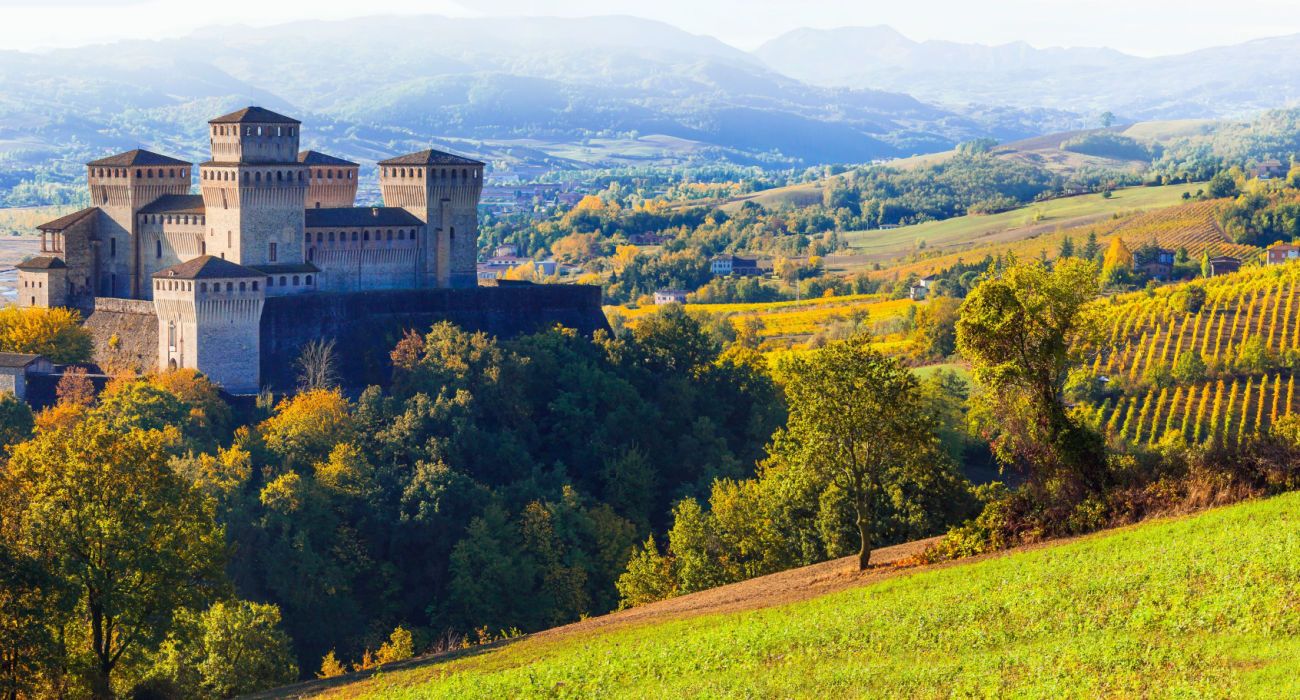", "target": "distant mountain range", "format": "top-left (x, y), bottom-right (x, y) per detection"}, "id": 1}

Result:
top-left (1, 14), bottom-right (1298, 203)
top-left (0, 15), bottom-right (1083, 199)
top-left (754, 26), bottom-right (1300, 118)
